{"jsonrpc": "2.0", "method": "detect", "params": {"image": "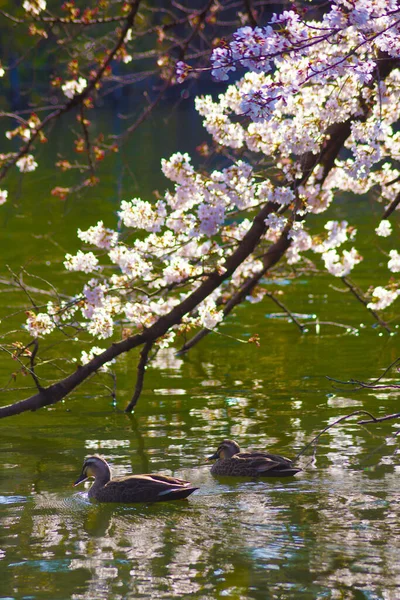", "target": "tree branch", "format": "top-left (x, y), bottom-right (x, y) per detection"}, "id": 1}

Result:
top-left (0, 199), bottom-right (278, 418)
top-left (125, 341), bottom-right (153, 412)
